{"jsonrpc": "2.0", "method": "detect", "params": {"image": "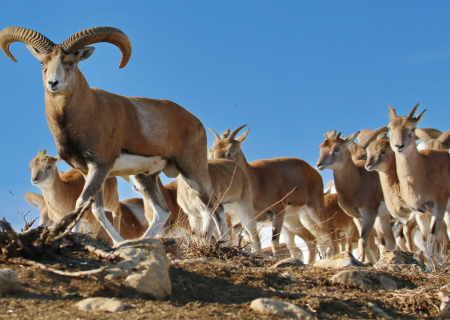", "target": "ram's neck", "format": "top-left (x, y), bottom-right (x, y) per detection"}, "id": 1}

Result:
top-left (45, 69), bottom-right (93, 130)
